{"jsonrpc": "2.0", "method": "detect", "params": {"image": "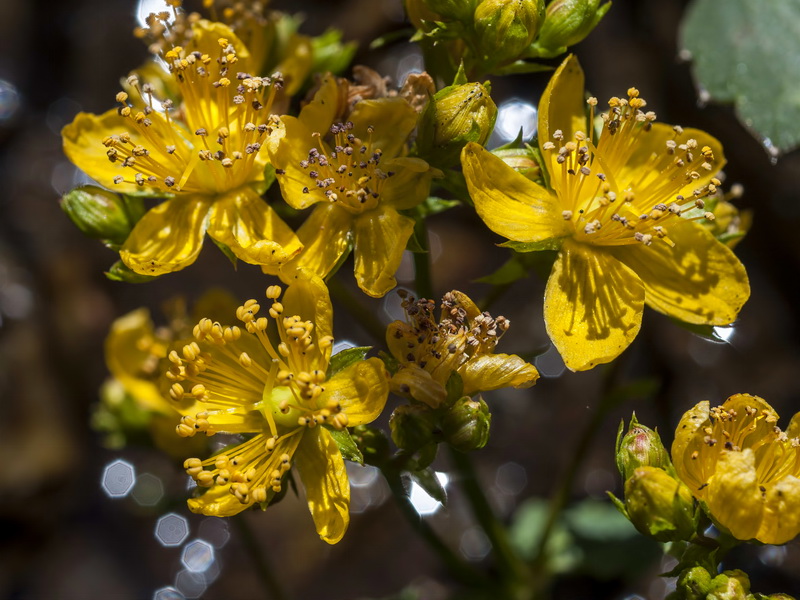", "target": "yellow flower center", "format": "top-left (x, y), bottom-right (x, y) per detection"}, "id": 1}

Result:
top-left (105, 37), bottom-right (279, 195)
top-left (690, 403), bottom-right (800, 498)
top-left (164, 284), bottom-right (347, 504)
top-left (295, 121), bottom-right (393, 214)
top-left (542, 88), bottom-right (720, 249)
